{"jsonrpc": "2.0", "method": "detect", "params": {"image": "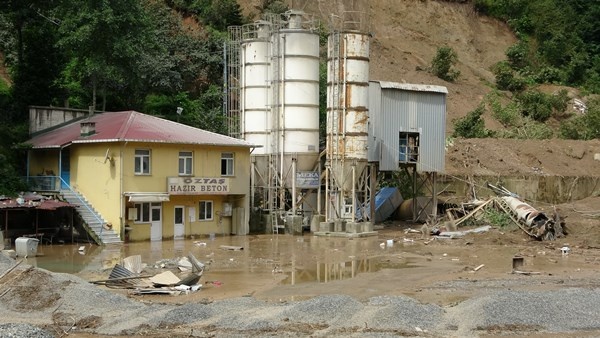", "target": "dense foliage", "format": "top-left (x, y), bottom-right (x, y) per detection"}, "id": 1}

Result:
top-left (453, 0), bottom-right (600, 140)
top-left (0, 0), bottom-right (246, 194)
top-left (475, 0), bottom-right (600, 93)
